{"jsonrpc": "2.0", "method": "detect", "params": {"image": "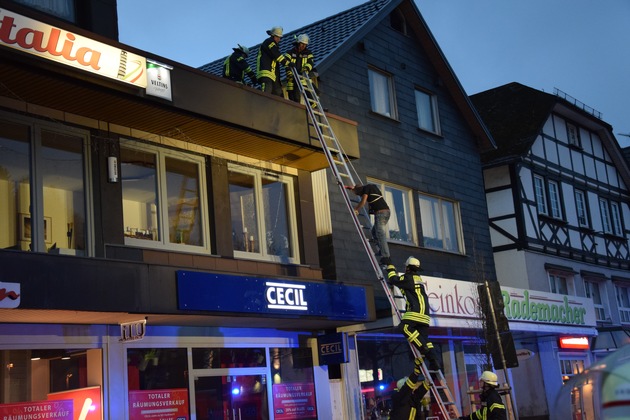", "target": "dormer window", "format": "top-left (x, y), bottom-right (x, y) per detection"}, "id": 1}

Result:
top-left (390, 8), bottom-right (408, 35)
top-left (566, 122), bottom-right (581, 148)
